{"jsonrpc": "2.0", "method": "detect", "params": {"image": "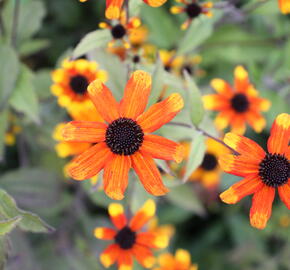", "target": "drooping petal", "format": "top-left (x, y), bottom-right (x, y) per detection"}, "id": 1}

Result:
top-left (267, 113), bottom-right (290, 155)
top-left (120, 70), bottom-right (152, 119)
top-left (105, 0), bottom-right (124, 19)
top-left (117, 250), bottom-right (133, 270)
top-left (94, 227), bottom-right (116, 240)
top-left (100, 244), bottom-right (120, 268)
top-left (278, 181), bottom-right (290, 210)
top-left (136, 232), bottom-right (169, 249)
top-left (137, 93), bottom-right (184, 133)
top-left (202, 94), bottom-right (229, 110)
top-left (103, 155), bottom-right (131, 200)
top-left (140, 135), bottom-right (183, 163)
top-left (130, 200), bottom-right (156, 231)
top-left (220, 176), bottom-right (264, 204)
top-left (67, 142), bottom-right (112, 180)
top-left (62, 121), bottom-right (107, 143)
top-left (143, 0), bottom-right (167, 7)
top-left (132, 244), bottom-right (155, 269)
top-left (87, 79), bottom-right (120, 123)
top-left (131, 152), bottom-right (169, 196)
top-left (250, 185), bottom-right (275, 229)
top-left (108, 203), bottom-right (127, 230)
